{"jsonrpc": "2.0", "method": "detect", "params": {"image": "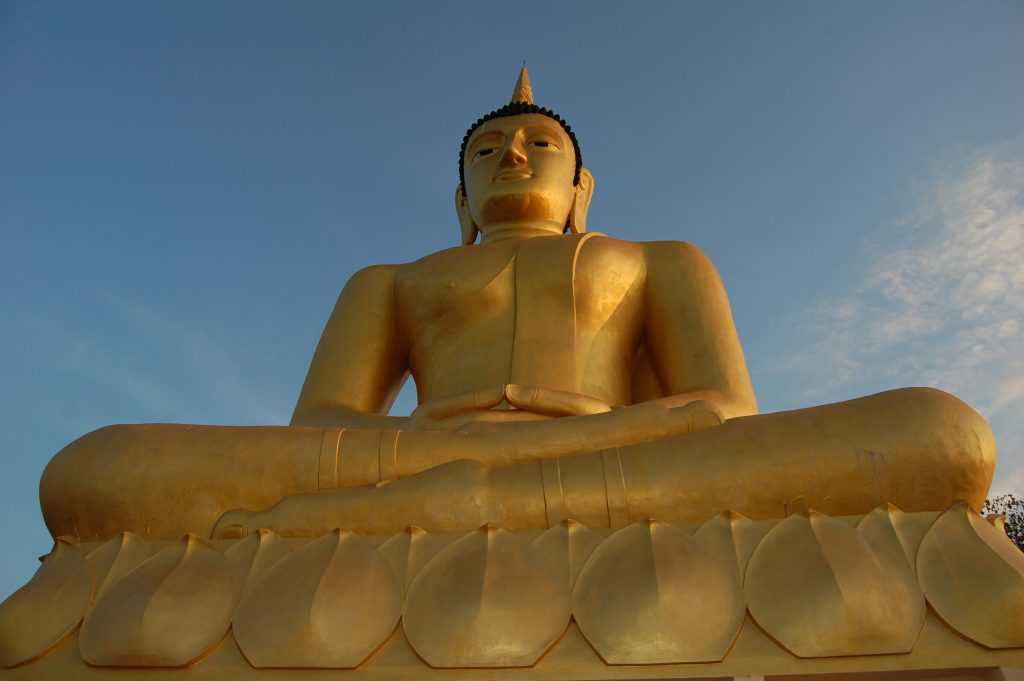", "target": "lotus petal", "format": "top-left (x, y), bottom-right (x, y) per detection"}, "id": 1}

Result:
top-left (403, 524), bottom-right (572, 667)
top-left (0, 538), bottom-right (91, 668)
top-left (233, 529), bottom-right (401, 668)
top-left (745, 509), bottom-right (924, 657)
top-left (80, 534), bottom-right (235, 666)
top-left (572, 514), bottom-right (747, 664)
top-left (917, 502), bottom-right (1024, 648)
